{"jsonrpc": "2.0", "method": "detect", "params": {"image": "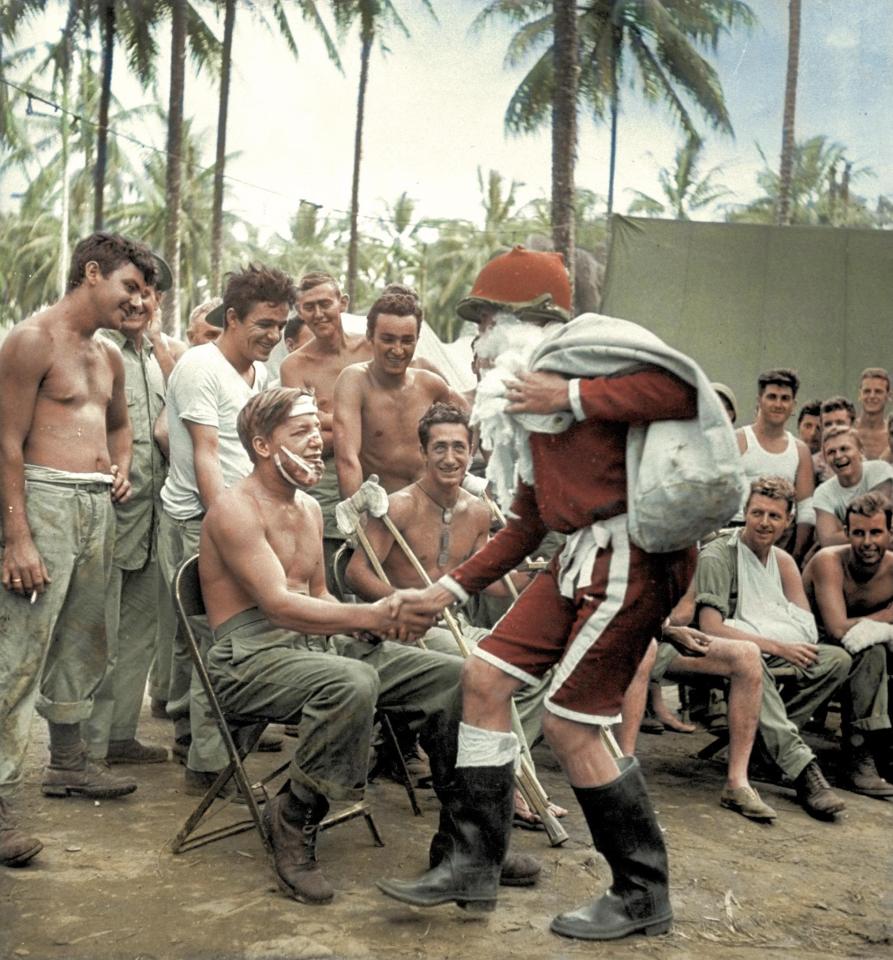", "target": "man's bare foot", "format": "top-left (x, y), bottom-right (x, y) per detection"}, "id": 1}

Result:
top-left (513, 790), bottom-right (568, 829)
top-left (650, 685), bottom-right (697, 734)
